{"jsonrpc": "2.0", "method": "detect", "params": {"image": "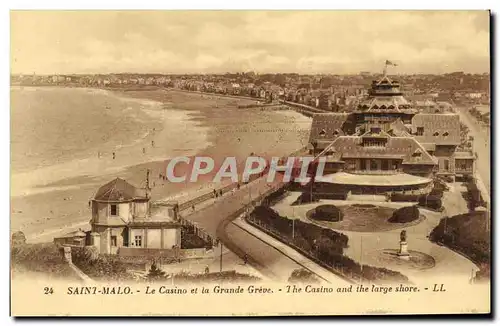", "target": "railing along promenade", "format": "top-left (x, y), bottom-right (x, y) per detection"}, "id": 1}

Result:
top-left (151, 146), bottom-right (309, 244)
